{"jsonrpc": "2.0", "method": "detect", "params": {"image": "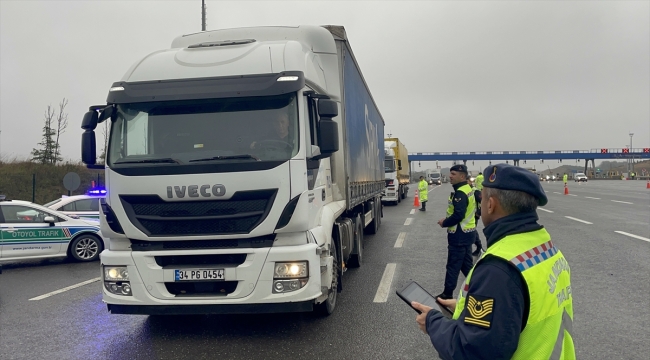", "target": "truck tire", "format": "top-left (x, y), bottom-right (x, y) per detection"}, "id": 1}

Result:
top-left (315, 242), bottom-right (339, 316)
top-left (347, 216), bottom-right (363, 268)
